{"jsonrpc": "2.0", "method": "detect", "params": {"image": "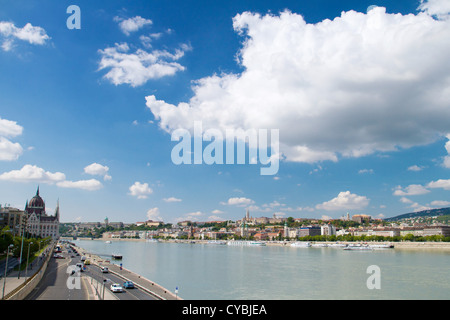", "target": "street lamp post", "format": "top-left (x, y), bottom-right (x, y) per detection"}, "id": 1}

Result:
top-left (17, 225), bottom-right (25, 279)
top-left (2, 244), bottom-right (14, 299)
top-left (25, 241), bottom-right (34, 281)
